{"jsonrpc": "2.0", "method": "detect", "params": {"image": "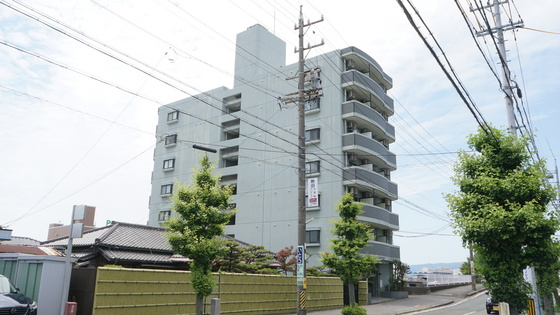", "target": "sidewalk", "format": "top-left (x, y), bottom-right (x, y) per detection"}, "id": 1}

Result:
top-left (303, 284), bottom-right (485, 315)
